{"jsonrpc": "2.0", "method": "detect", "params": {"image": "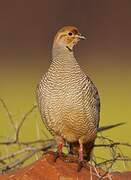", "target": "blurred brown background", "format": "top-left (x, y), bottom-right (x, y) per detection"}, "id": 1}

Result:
top-left (0, 0), bottom-right (131, 170)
